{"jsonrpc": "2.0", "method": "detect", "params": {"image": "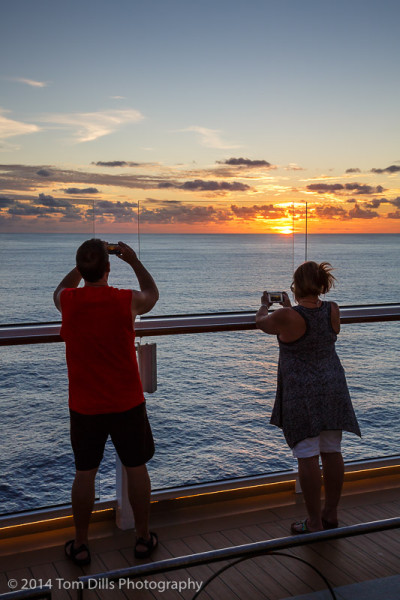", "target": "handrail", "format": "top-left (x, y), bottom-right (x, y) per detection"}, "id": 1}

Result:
top-left (0, 587), bottom-right (51, 600)
top-left (1, 303), bottom-right (399, 346)
top-left (77, 517), bottom-right (400, 598)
